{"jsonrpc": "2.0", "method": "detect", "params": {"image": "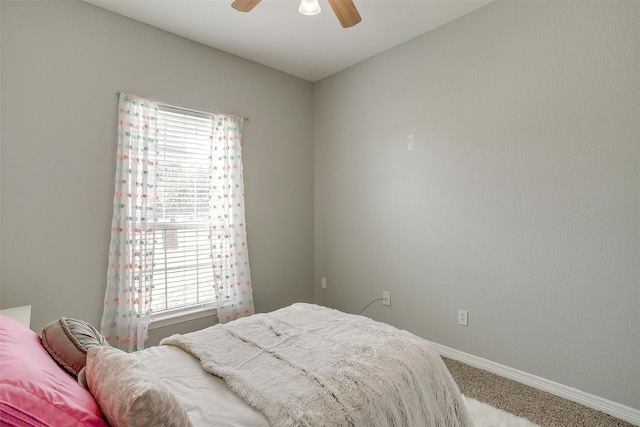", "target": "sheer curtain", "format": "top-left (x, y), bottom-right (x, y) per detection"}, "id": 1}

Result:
top-left (210, 114), bottom-right (255, 323)
top-left (101, 93), bottom-right (159, 352)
